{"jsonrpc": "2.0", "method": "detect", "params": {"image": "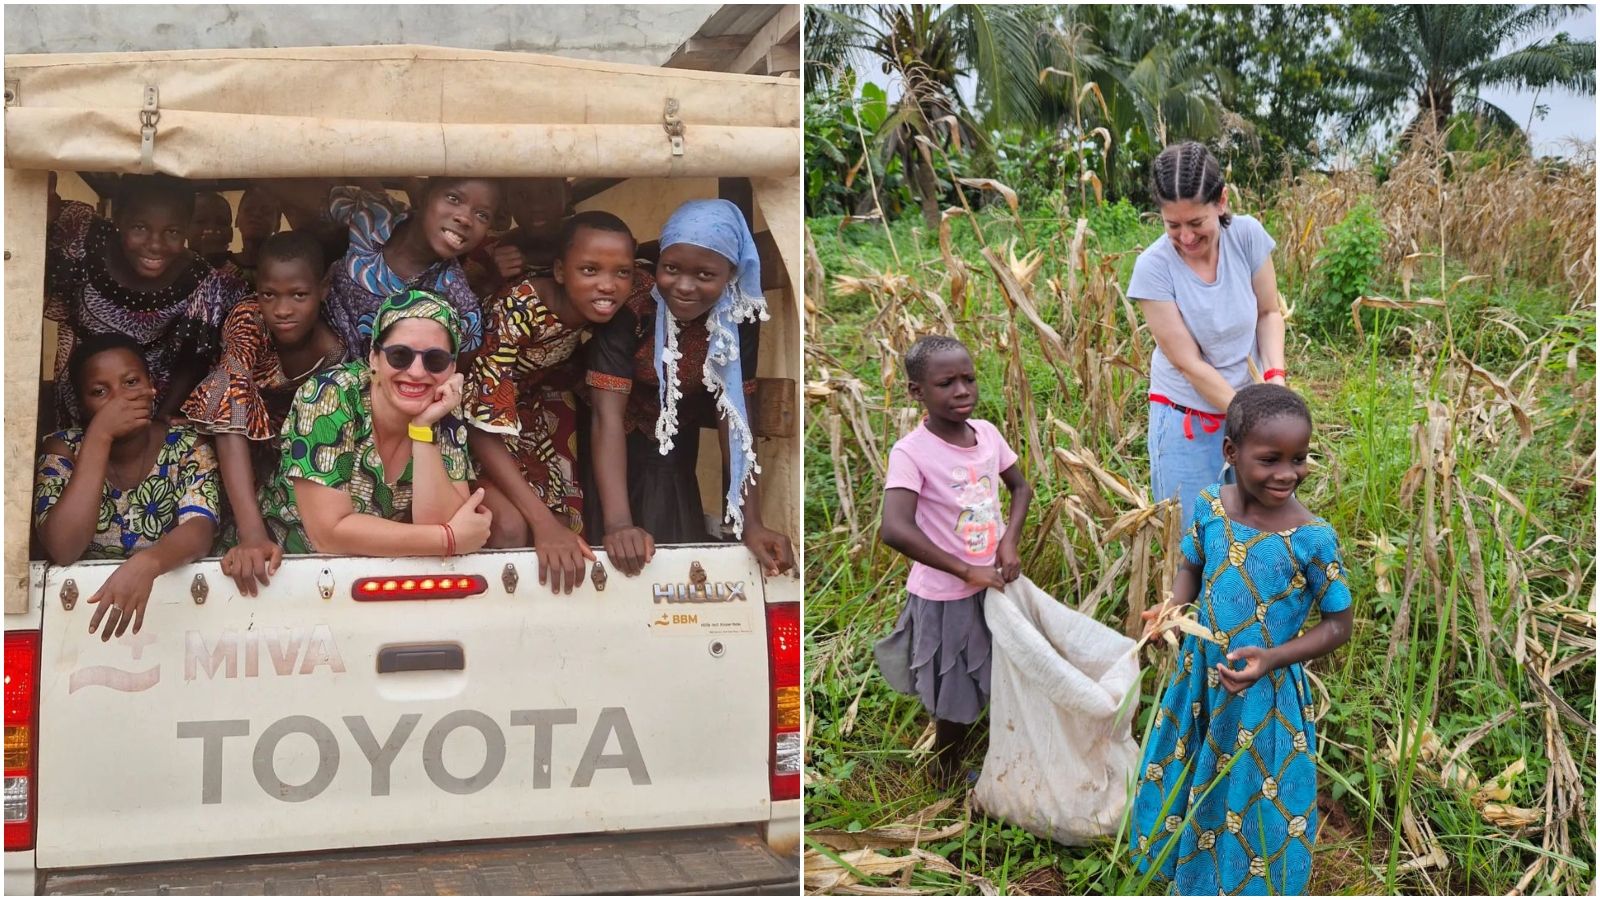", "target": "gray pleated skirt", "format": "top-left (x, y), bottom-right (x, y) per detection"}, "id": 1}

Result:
top-left (874, 589), bottom-right (992, 724)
